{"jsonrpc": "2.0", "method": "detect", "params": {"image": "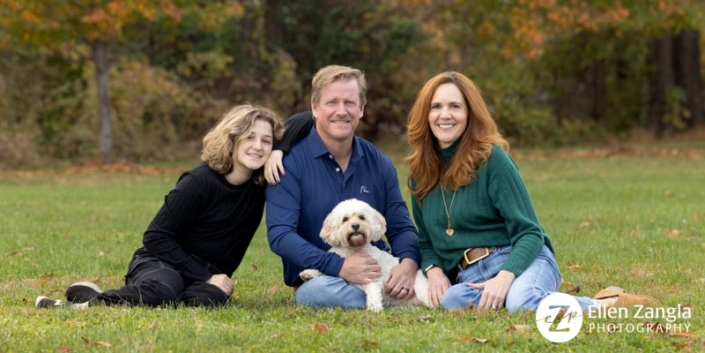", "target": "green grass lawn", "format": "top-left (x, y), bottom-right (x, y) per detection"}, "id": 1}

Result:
top-left (1, 146), bottom-right (704, 352)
